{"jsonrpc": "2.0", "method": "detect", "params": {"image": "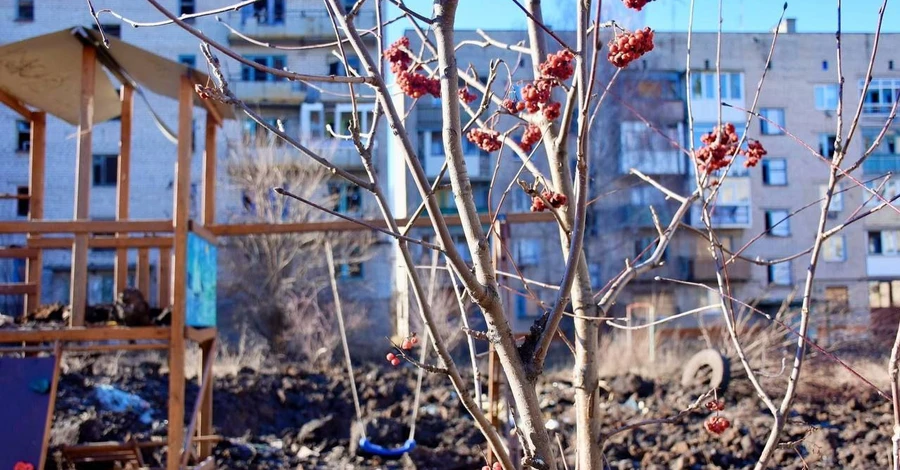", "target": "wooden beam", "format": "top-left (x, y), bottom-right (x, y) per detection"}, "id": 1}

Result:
top-left (168, 73), bottom-right (193, 470)
top-left (0, 219), bottom-right (174, 234)
top-left (184, 327), bottom-right (217, 344)
top-left (0, 193), bottom-right (29, 199)
top-left (115, 86), bottom-right (134, 298)
top-left (207, 212), bottom-right (556, 236)
top-left (0, 87), bottom-right (31, 119)
top-left (0, 247), bottom-right (39, 259)
top-left (198, 339), bottom-right (215, 459)
top-left (183, 338), bottom-right (216, 466)
top-left (0, 326), bottom-right (170, 344)
top-left (0, 283), bottom-right (37, 295)
top-left (71, 44), bottom-right (96, 327)
top-left (38, 342), bottom-right (63, 470)
top-left (201, 112), bottom-right (217, 226)
top-left (26, 111), bottom-right (46, 316)
top-left (28, 236), bottom-right (173, 250)
top-left (188, 220), bottom-right (217, 244)
top-left (159, 247), bottom-right (171, 307)
top-left (137, 248), bottom-right (150, 301)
